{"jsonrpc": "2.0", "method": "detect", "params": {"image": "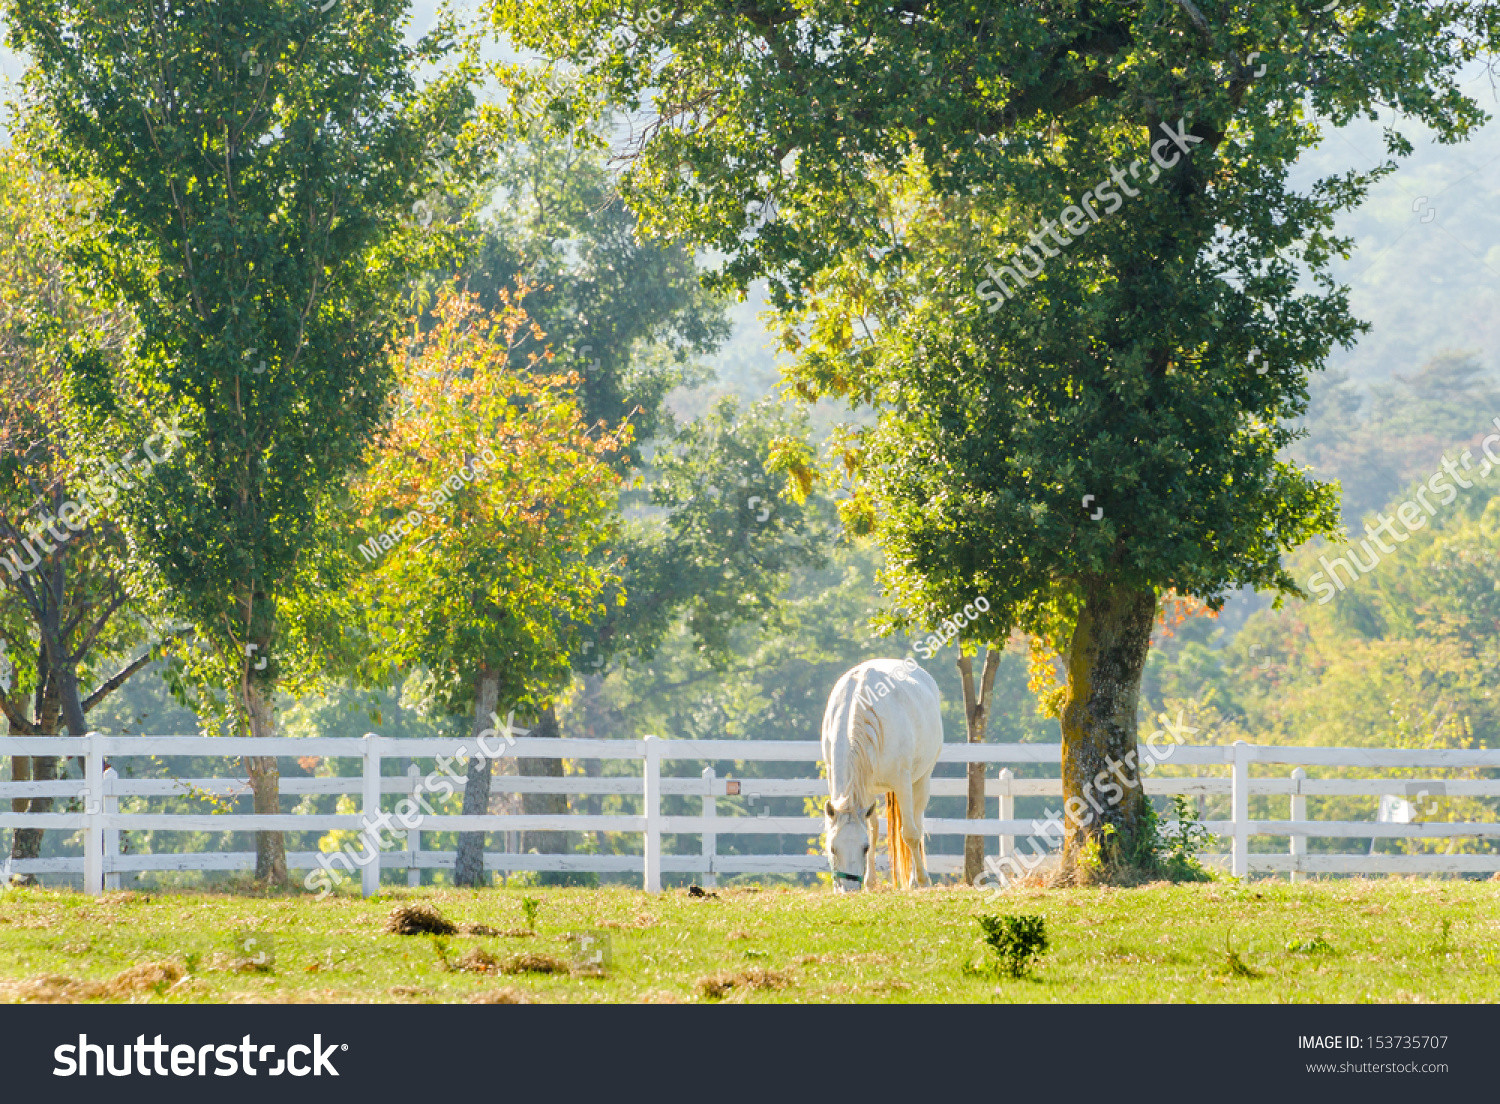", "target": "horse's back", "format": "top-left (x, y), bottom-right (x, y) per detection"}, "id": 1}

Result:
top-left (824, 658), bottom-right (943, 774)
